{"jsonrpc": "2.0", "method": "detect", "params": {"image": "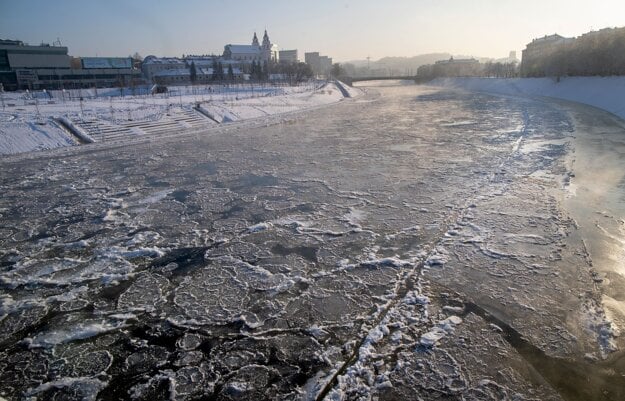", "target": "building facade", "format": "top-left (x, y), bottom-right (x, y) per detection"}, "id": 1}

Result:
top-left (142, 56), bottom-right (187, 83)
top-left (305, 52), bottom-right (333, 76)
top-left (223, 31), bottom-right (278, 63)
top-left (152, 67), bottom-right (243, 85)
top-left (433, 57), bottom-right (481, 76)
top-left (304, 52), bottom-right (320, 73)
top-left (1, 39), bottom-right (70, 90)
top-left (319, 56), bottom-right (333, 75)
top-left (0, 39), bottom-right (141, 90)
top-left (278, 50), bottom-right (298, 63)
top-left (521, 34), bottom-right (574, 77)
